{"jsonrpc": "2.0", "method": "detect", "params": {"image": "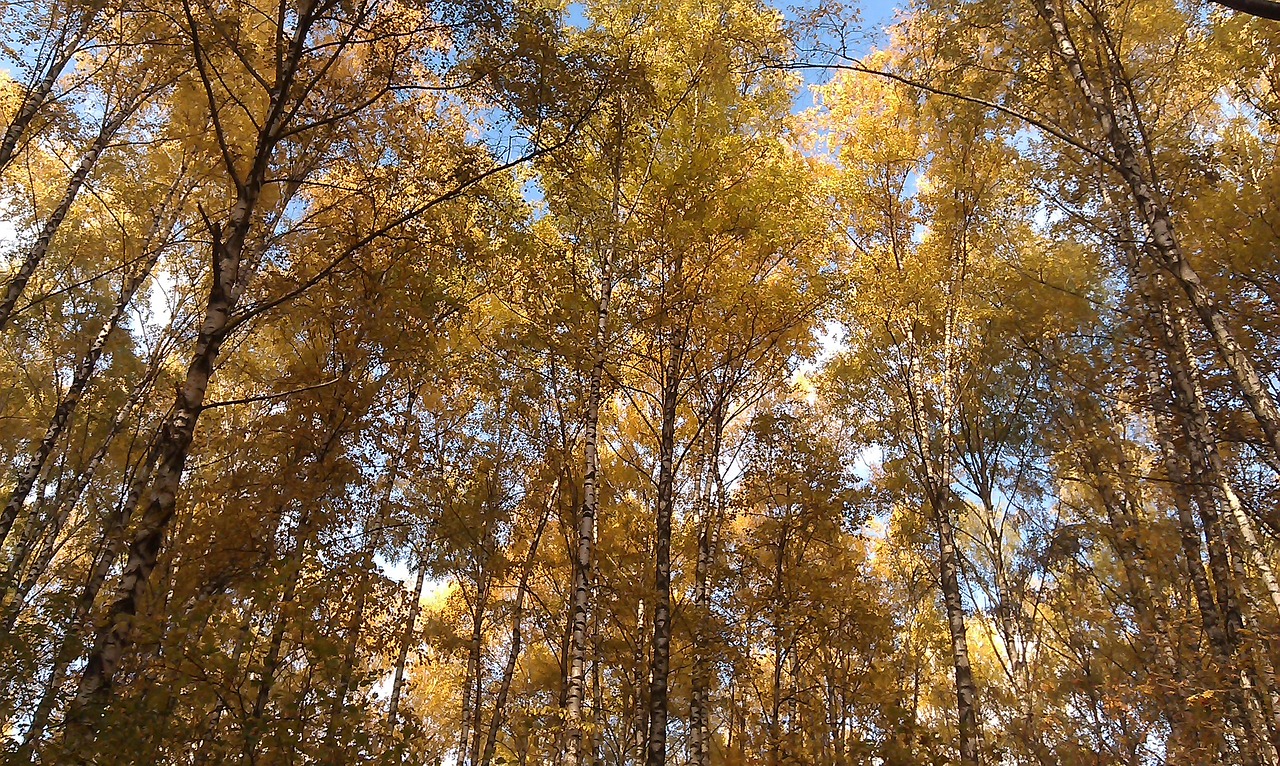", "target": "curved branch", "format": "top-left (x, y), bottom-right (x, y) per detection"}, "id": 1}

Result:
top-left (202, 377), bottom-right (341, 409)
top-left (777, 60), bottom-right (1122, 172)
top-left (1210, 0), bottom-right (1280, 21)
